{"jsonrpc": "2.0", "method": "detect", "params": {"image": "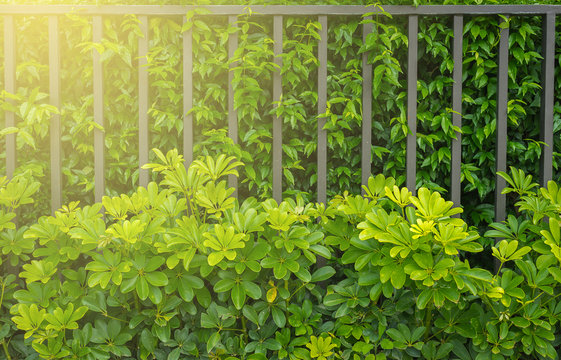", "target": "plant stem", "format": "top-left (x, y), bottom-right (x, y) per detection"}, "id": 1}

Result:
top-left (0, 280), bottom-right (5, 310)
top-left (426, 327), bottom-right (446, 342)
top-left (494, 261), bottom-right (504, 278)
top-left (287, 282), bottom-right (307, 303)
top-left (186, 191), bottom-right (198, 221)
top-left (482, 297), bottom-right (500, 318)
top-left (541, 292), bottom-right (561, 308)
top-left (222, 328), bottom-right (245, 332)
top-left (2, 340), bottom-right (11, 360)
top-left (511, 291), bottom-right (557, 318)
top-left (102, 311), bottom-right (127, 323)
